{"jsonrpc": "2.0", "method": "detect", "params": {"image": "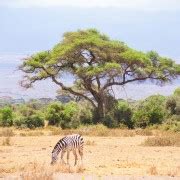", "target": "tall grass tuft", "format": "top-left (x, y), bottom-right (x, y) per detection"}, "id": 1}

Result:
top-left (142, 134), bottom-right (180, 146)
top-left (2, 136), bottom-right (11, 146)
top-left (0, 128), bottom-right (14, 137)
